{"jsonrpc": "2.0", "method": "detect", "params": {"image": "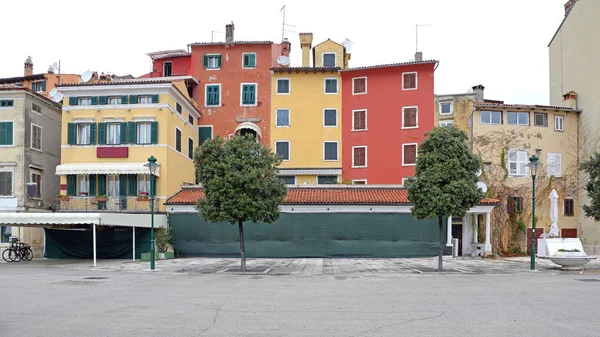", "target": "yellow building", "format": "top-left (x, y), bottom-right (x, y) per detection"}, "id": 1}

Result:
top-left (55, 77), bottom-right (200, 212)
top-left (270, 33), bottom-right (346, 184)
